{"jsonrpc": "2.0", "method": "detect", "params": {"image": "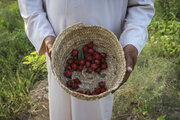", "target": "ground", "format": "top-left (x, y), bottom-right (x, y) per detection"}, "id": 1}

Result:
top-left (28, 79), bottom-right (49, 120)
top-left (27, 78), bottom-right (180, 120)
top-left (27, 79), bottom-right (135, 120)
